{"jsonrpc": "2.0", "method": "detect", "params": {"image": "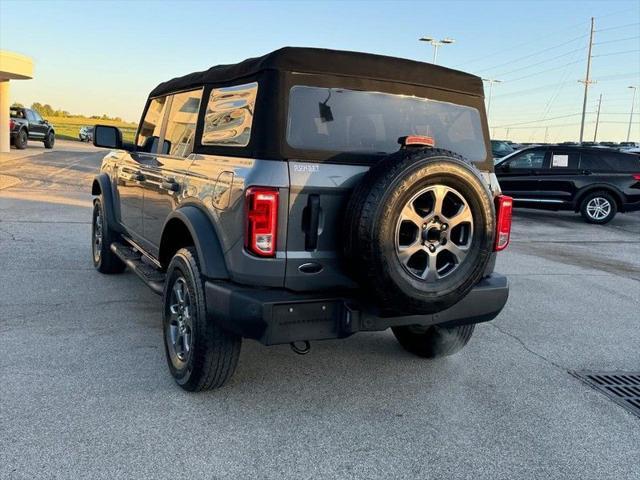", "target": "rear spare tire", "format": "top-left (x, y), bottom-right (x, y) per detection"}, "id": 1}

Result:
top-left (344, 148), bottom-right (495, 315)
